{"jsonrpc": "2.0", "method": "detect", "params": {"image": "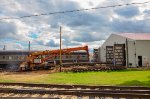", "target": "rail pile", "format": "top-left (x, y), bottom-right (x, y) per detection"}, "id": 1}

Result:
top-left (0, 83), bottom-right (150, 98)
top-left (62, 62), bottom-right (112, 67)
top-left (63, 66), bottom-right (126, 72)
